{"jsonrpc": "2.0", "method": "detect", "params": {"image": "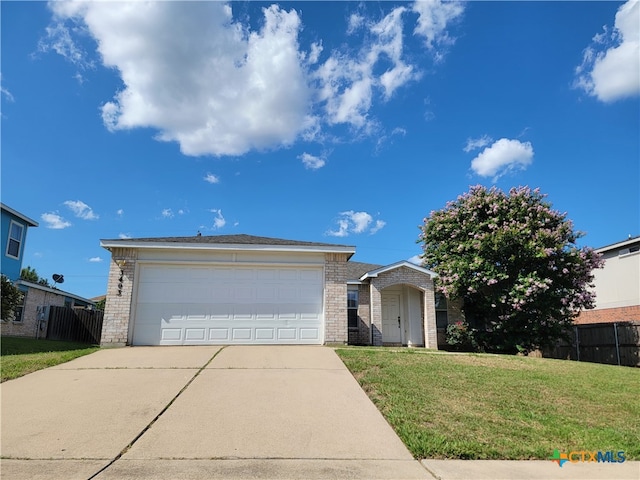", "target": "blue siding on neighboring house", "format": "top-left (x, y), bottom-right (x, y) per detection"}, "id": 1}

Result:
top-left (1, 204), bottom-right (38, 281)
